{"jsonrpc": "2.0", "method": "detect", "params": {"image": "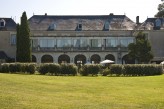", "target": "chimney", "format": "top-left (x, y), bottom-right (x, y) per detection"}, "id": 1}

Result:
top-left (45, 13), bottom-right (47, 16)
top-left (136, 16), bottom-right (139, 24)
top-left (109, 13), bottom-right (114, 16)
